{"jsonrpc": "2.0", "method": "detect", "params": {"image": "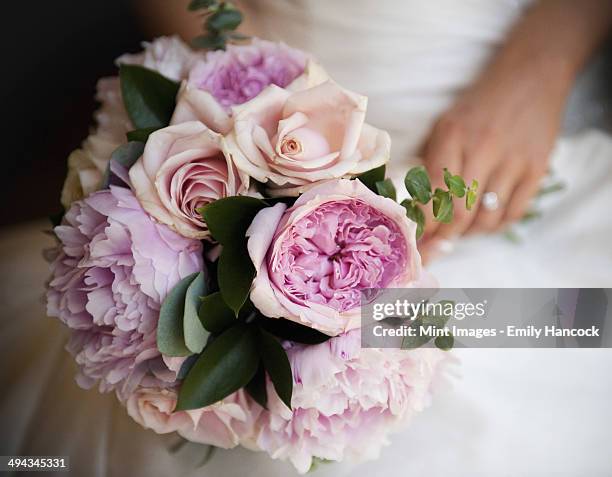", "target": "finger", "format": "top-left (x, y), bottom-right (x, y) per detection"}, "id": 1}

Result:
top-left (420, 118), bottom-right (463, 241)
top-left (502, 168), bottom-right (544, 225)
top-left (467, 160), bottom-right (524, 234)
